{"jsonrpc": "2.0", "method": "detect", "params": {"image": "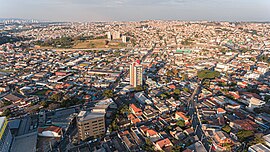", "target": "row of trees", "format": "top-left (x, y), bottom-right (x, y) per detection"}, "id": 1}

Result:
top-left (159, 87), bottom-right (189, 100)
top-left (34, 37), bottom-right (74, 48)
top-left (0, 36), bottom-right (25, 45)
top-left (236, 130), bottom-right (254, 142)
top-left (181, 38), bottom-right (193, 45)
top-left (103, 90), bottom-right (114, 98)
top-left (258, 55), bottom-right (270, 64)
top-left (109, 105), bottom-right (130, 132)
top-left (39, 91), bottom-right (84, 110)
top-left (165, 69), bottom-right (188, 81)
top-left (34, 34), bottom-right (108, 48)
